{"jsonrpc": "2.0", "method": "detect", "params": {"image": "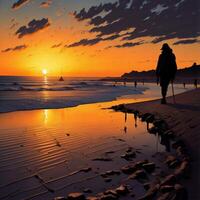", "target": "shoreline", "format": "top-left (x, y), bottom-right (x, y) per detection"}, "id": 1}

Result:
top-left (0, 85), bottom-right (148, 114)
top-left (100, 77), bottom-right (199, 85)
top-left (0, 83), bottom-right (193, 114)
top-left (112, 88), bottom-right (200, 199)
top-left (0, 89), bottom-right (199, 199)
